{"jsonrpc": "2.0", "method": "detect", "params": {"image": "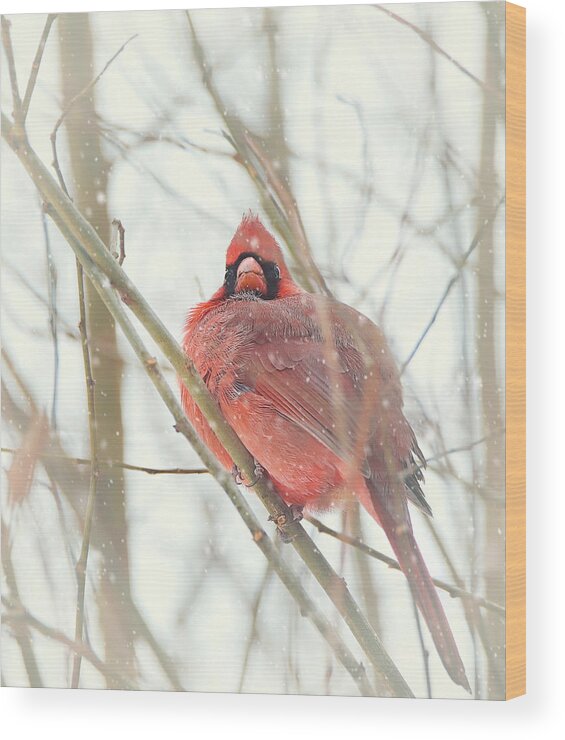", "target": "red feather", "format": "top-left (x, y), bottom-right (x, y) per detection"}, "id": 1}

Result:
top-left (182, 214), bottom-right (470, 692)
